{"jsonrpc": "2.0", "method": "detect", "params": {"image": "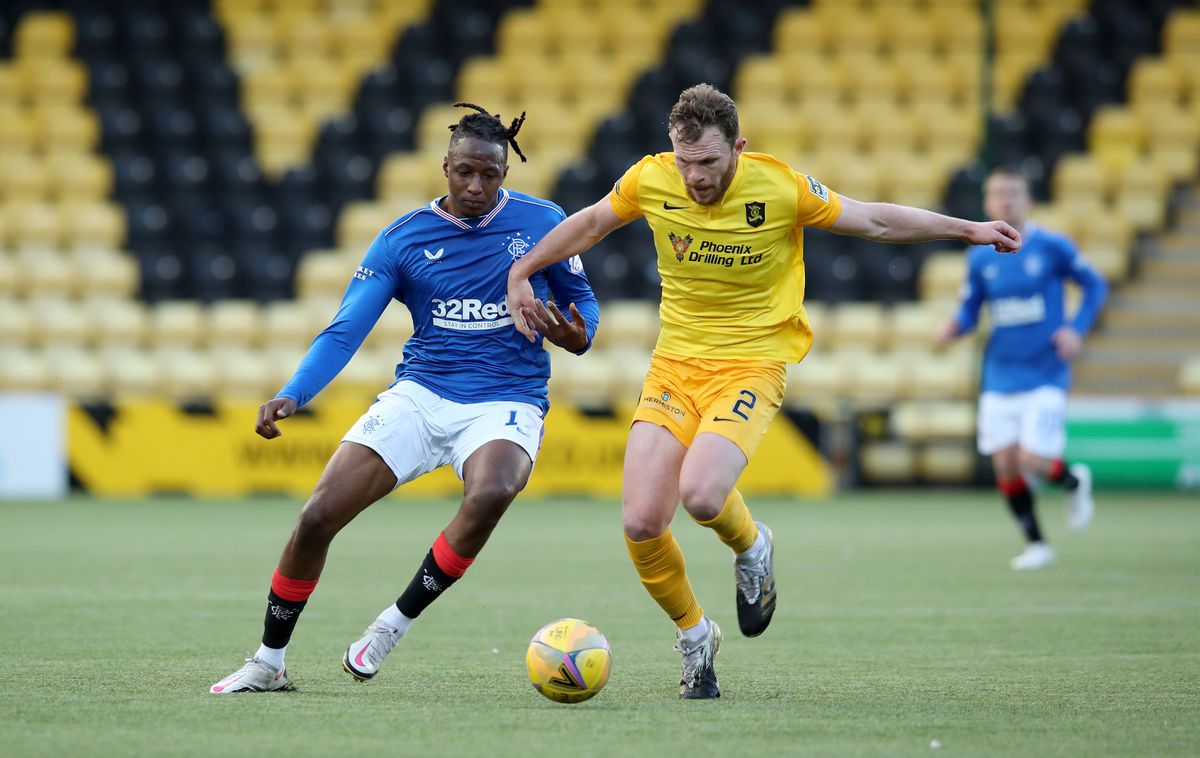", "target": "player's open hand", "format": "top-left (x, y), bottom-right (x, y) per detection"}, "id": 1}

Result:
top-left (1052, 326), bottom-right (1083, 361)
top-left (506, 275), bottom-right (538, 342)
top-left (256, 397), bottom-right (297, 439)
top-left (525, 299), bottom-right (589, 352)
top-left (966, 220), bottom-right (1022, 254)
